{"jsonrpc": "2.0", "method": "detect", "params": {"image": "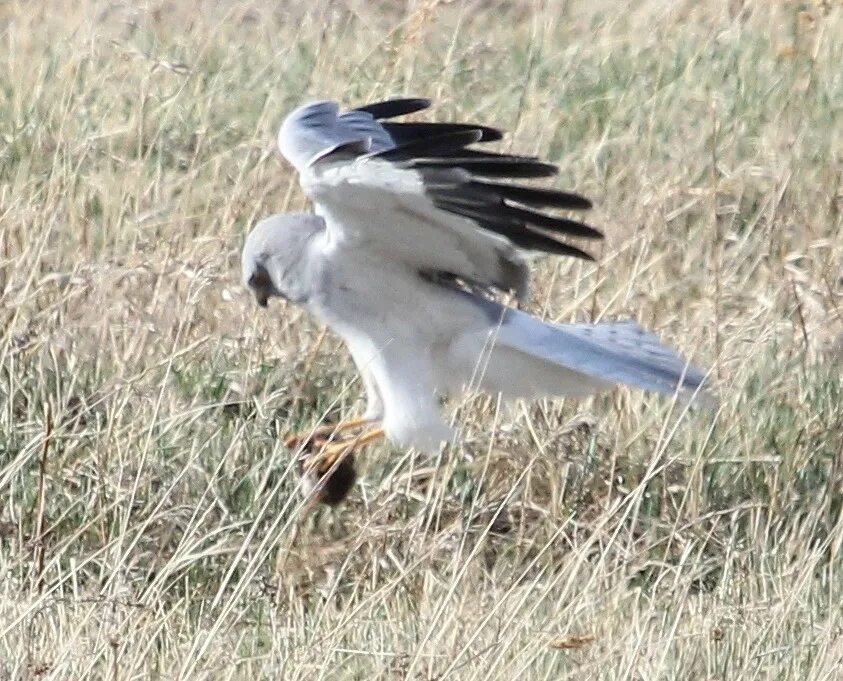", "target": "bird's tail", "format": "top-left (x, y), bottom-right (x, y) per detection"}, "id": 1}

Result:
top-left (454, 309), bottom-right (713, 405)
